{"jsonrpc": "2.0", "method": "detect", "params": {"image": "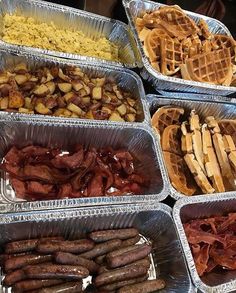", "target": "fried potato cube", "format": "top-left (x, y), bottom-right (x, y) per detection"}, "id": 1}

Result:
top-left (67, 103), bottom-right (82, 116)
top-left (0, 73), bottom-right (9, 84)
top-left (8, 90), bottom-right (24, 108)
top-left (58, 68), bottom-right (71, 82)
top-left (24, 97), bottom-right (33, 109)
top-left (109, 111), bottom-right (125, 122)
top-left (63, 109), bottom-right (72, 117)
top-left (63, 92), bottom-right (75, 103)
top-left (81, 96), bottom-right (90, 104)
top-left (127, 98), bottom-right (136, 107)
top-left (92, 86), bottom-right (102, 100)
top-left (14, 63), bottom-right (28, 74)
top-left (18, 107), bottom-right (34, 114)
top-left (33, 84), bottom-right (49, 96)
top-left (15, 74), bottom-right (29, 85)
top-left (116, 104), bottom-right (127, 116)
top-left (53, 108), bottom-right (64, 116)
top-left (58, 83), bottom-right (72, 93)
top-left (125, 113), bottom-right (135, 122)
top-left (86, 110), bottom-right (94, 119)
top-left (46, 81), bottom-right (56, 94)
top-left (35, 103), bottom-right (52, 115)
top-left (71, 113), bottom-right (79, 118)
top-left (72, 80), bottom-right (83, 91)
top-left (91, 78), bottom-right (105, 86)
top-left (0, 97), bottom-right (9, 109)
